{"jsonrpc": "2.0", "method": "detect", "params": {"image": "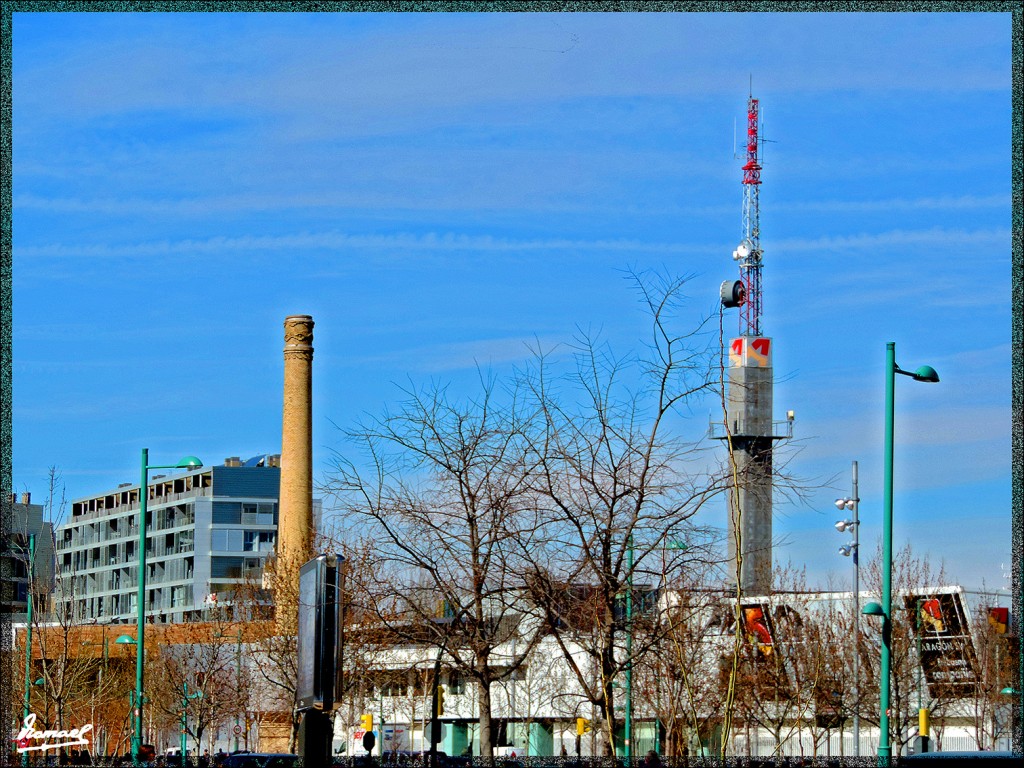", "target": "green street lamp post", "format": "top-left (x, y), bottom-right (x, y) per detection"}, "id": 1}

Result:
top-left (116, 636), bottom-right (139, 755)
top-left (657, 537), bottom-right (688, 756)
top-left (130, 450), bottom-right (203, 763)
top-left (873, 343), bottom-right (938, 765)
top-left (180, 681), bottom-right (203, 768)
top-left (21, 533), bottom-right (36, 768)
top-left (21, 533), bottom-right (36, 722)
